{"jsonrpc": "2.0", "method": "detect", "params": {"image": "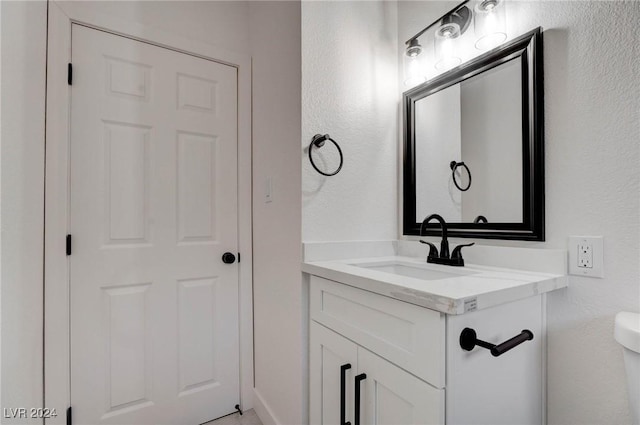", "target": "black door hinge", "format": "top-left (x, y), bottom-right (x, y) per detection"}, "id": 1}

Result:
top-left (237, 253), bottom-right (240, 263)
top-left (66, 234), bottom-right (72, 256)
top-left (68, 63), bottom-right (73, 85)
top-left (66, 406), bottom-right (72, 425)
